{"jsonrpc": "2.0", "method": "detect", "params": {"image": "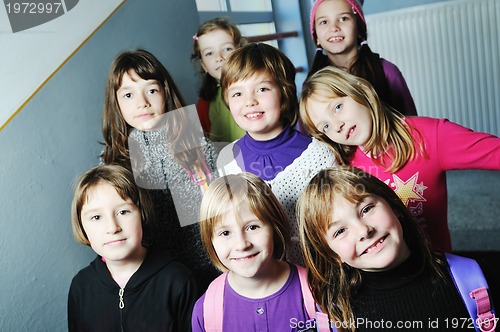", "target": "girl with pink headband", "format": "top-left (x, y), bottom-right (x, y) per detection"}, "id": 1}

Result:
top-left (308, 0), bottom-right (418, 116)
